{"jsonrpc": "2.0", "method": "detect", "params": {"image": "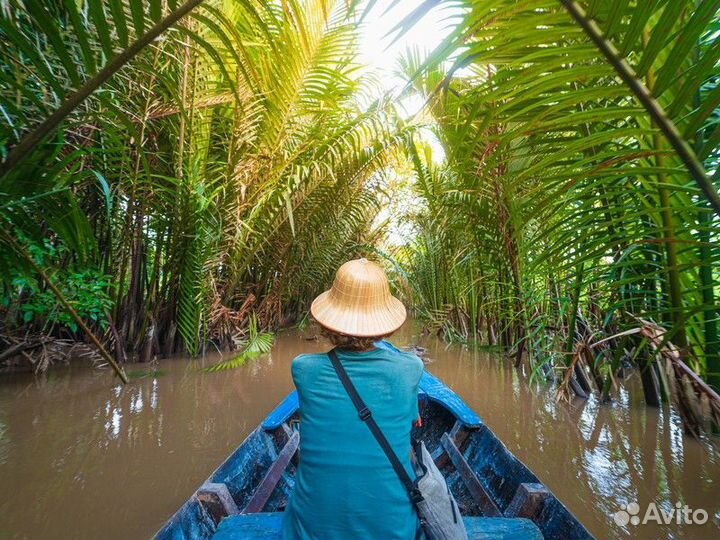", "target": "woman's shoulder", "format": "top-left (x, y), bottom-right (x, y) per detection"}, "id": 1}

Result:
top-left (292, 352), bottom-right (327, 362)
top-left (377, 344), bottom-right (424, 376)
top-left (291, 352), bottom-right (327, 378)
